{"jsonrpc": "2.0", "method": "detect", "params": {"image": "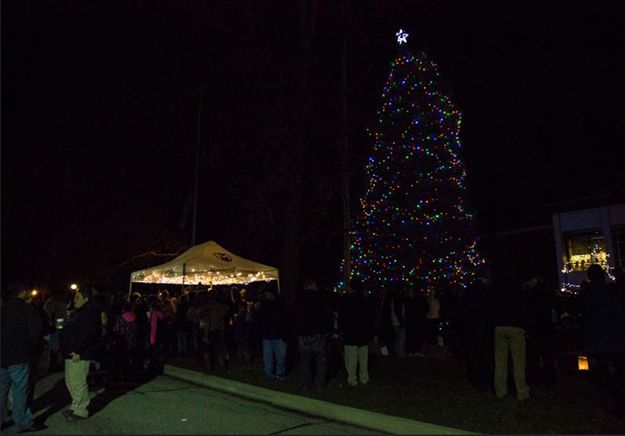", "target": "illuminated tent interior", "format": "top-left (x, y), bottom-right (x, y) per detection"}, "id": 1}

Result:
top-left (130, 240), bottom-right (279, 290)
